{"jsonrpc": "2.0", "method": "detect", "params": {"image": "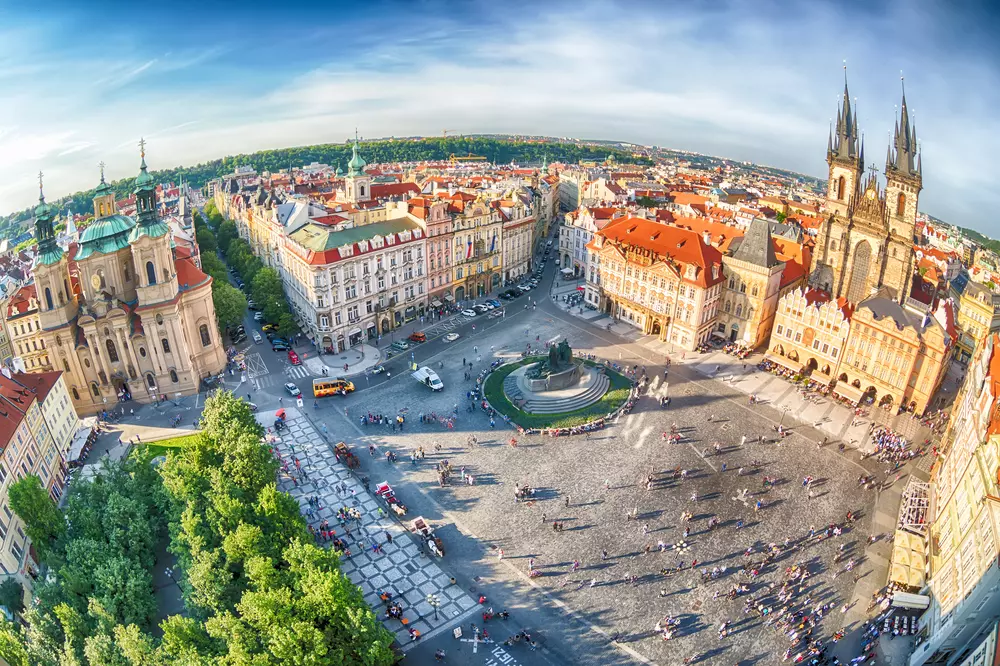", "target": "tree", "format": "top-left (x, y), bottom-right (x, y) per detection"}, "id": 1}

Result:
top-left (216, 222), bottom-right (237, 253)
top-left (195, 228), bottom-right (217, 255)
top-left (775, 210), bottom-right (787, 223)
top-left (635, 195), bottom-right (658, 208)
top-left (200, 254), bottom-right (227, 283)
top-left (8, 475), bottom-right (65, 557)
top-left (0, 579), bottom-right (23, 620)
top-left (211, 282), bottom-right (247, 331)
top-left (276, 314), bottom-right (298, 339)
